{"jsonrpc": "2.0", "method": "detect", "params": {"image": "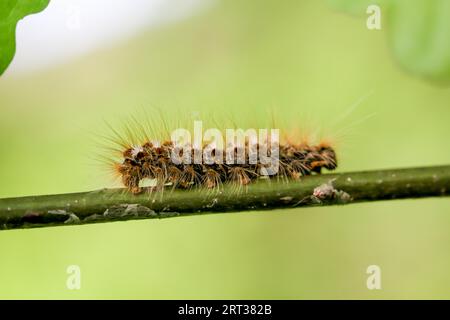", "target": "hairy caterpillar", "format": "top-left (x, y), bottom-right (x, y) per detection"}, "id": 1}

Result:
top-left (107, 118), bottom-right (338, 194)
